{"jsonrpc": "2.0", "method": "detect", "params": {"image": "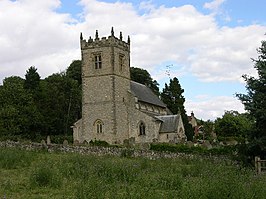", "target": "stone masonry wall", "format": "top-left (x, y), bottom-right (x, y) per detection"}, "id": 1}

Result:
top-left (81, 32), bottom-right (131, 145)
top-left (0, 140), bottom-right (194, 160)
